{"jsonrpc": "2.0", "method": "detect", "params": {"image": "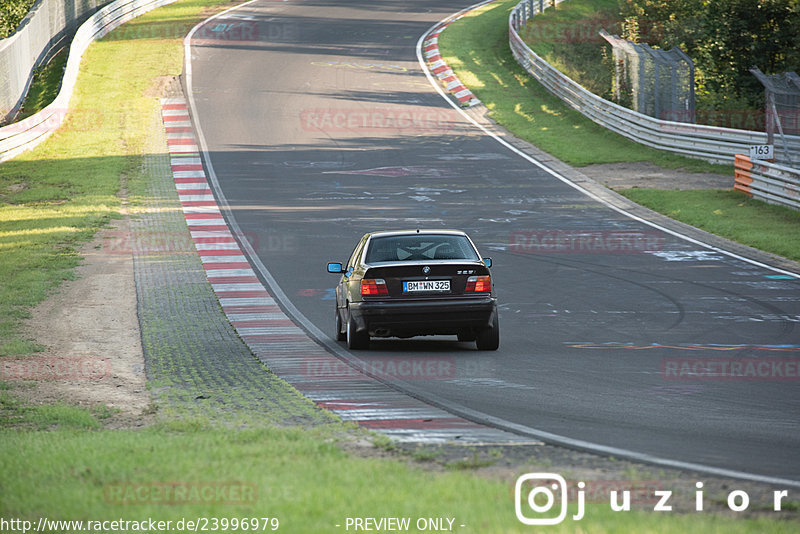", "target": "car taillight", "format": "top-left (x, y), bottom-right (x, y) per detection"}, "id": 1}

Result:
top-left (361, 278), bottom-right (388, 296)
top-left (465, 275), bottom-right (491, 293)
